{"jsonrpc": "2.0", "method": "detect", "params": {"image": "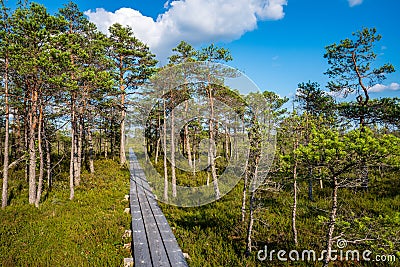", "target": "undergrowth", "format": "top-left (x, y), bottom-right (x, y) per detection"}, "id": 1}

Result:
top-left (0, 159), bottom-right (131, 267)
